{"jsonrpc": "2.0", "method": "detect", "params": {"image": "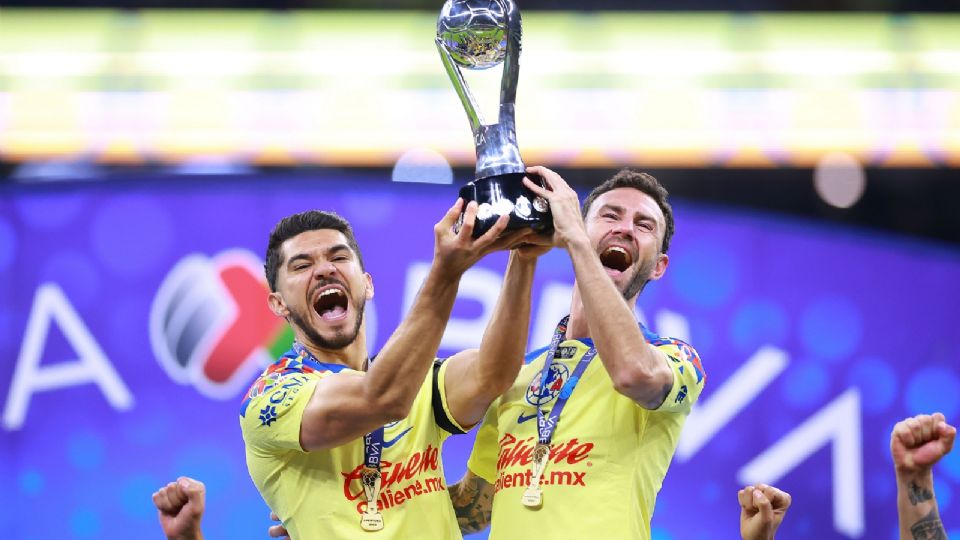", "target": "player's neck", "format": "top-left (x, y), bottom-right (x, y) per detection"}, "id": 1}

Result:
top-left (294, 330), bottom-right (369, 371)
